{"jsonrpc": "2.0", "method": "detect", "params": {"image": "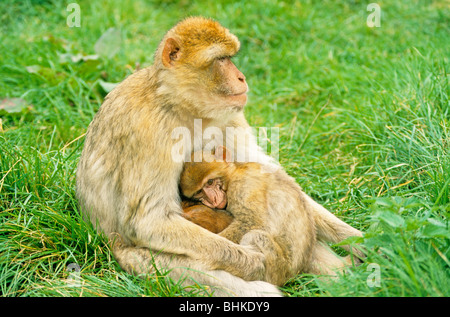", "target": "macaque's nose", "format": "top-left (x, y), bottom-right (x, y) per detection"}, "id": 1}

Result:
top-left (238, 72), bottom-right (246, 83)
